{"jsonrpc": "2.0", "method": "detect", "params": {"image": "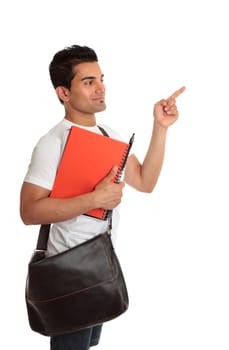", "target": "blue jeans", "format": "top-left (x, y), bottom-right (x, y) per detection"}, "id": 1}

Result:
top-left (50, 325), bottom-right (103, 350)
